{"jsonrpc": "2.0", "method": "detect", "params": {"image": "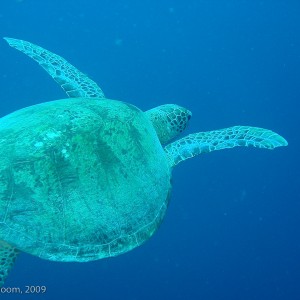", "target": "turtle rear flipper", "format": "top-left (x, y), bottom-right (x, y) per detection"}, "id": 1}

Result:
top-left (0, 241), bottom-right (19, 287)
